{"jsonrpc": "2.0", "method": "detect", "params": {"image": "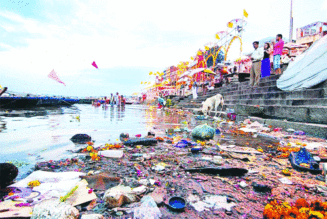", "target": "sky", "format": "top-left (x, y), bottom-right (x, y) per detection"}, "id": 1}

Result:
top-left (0, 0), bottom-right (326, 97)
